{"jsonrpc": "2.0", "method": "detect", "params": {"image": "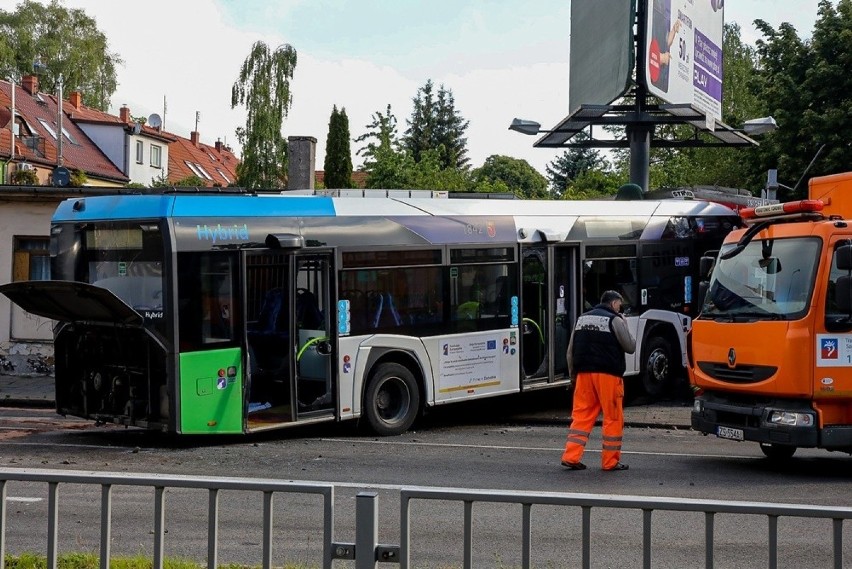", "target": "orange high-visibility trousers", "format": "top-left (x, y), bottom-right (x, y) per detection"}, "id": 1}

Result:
top-left (561, 371), bottom-right (624, 470)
